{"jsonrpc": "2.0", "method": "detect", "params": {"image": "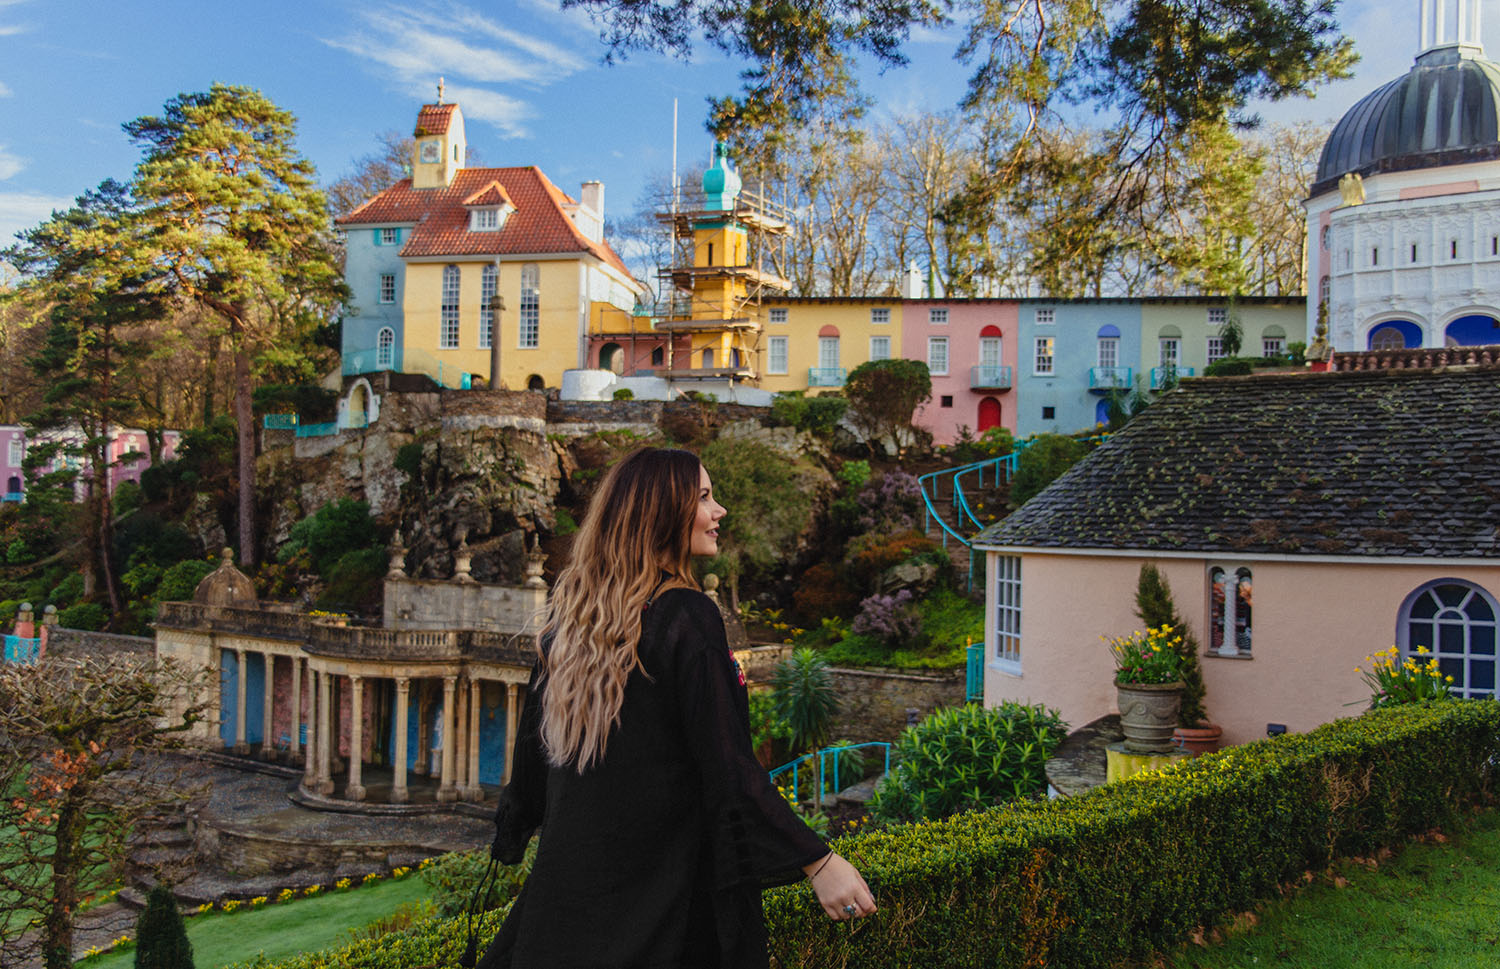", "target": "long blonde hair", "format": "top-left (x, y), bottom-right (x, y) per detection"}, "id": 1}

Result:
top-left (540, 447), bottom-right (701, 771)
